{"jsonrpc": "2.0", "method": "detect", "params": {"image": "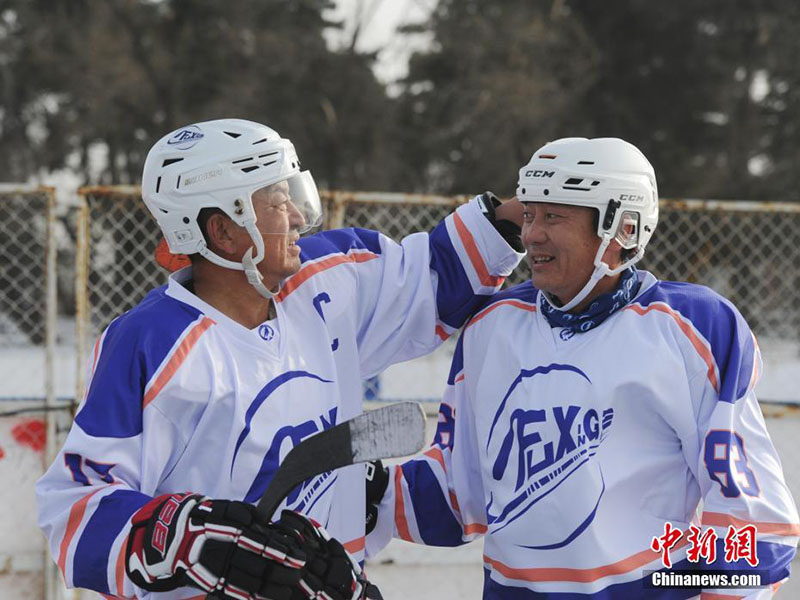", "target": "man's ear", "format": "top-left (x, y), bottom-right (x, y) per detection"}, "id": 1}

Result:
top-left (602, 239), bottom-right (625, 270)
top-left (205, 212), bottom-right (238, 257)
